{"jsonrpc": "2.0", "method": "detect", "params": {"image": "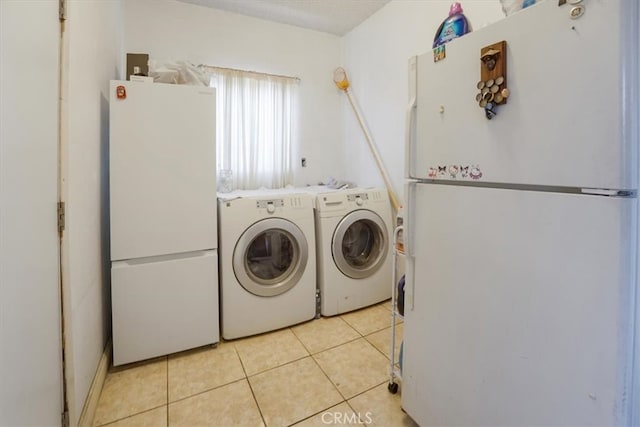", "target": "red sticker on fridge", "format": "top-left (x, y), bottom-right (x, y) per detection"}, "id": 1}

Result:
top-left (116, 85), bottom-right (126, 99)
